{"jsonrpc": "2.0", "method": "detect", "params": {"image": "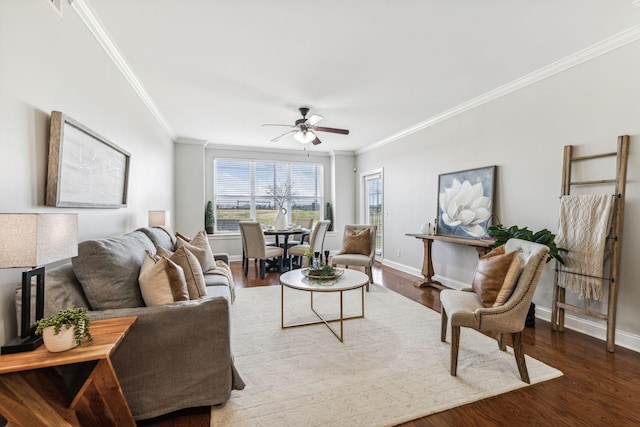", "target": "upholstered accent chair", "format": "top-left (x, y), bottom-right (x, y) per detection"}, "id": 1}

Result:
top-left (238, 221), bottom-right (284, 279)
top-left (440, 238), bottom-right (549, 383)
top-left (331, 224), bottom-right (377, 291)
top-left (288, 220), bottom-right (330, 268)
